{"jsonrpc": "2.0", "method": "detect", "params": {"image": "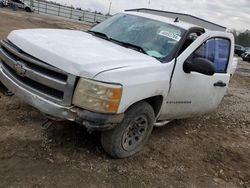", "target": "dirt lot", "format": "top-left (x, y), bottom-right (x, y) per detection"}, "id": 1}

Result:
top-left (0, 9), bottom-right (249, 188)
